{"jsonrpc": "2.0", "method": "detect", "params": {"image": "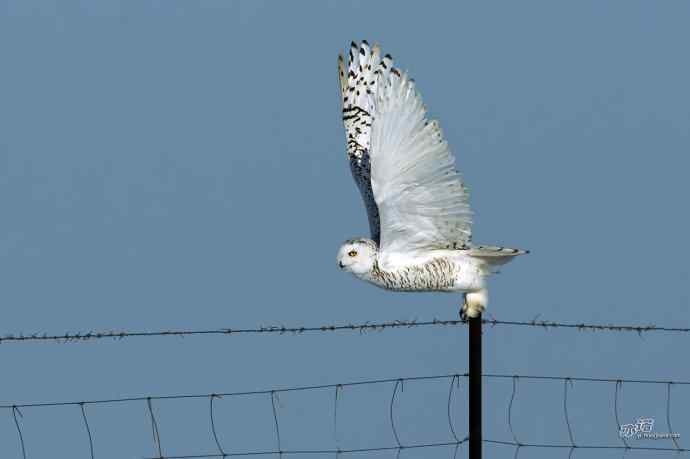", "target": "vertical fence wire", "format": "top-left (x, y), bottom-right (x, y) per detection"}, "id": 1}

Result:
top-left (80, 402), bottom-right (95, 459)
top-left (209, 394), bottom-right (226, 457)
top-left (614, 380), bottom-right (629, 450)
top-left (333, 384), bottom-right (342, 457)
top-left (563, 378), bottom-right (577, 459)
top-left (270, 391), bottom-right (282, 457)
top-left (12, 405), bottom-right (27, 459)
top-left (390, 379), bottom-right (404, 458)
top-left (666, 382), bottom-right (681, 450)
top-left (146, 397), bottom-right (164, 458)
